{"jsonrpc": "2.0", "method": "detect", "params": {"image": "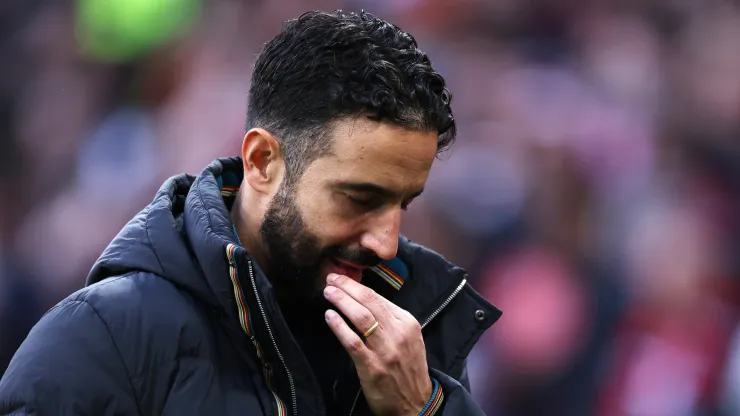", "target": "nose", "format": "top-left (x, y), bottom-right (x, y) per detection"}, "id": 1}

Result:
top-left (359, 208), bottom-right (401, 260)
